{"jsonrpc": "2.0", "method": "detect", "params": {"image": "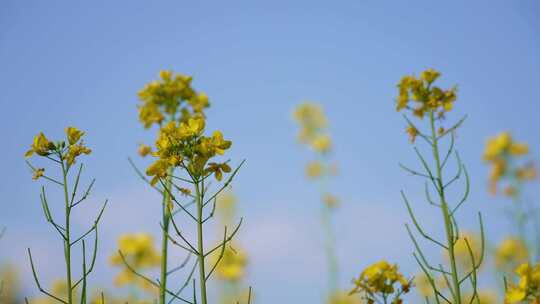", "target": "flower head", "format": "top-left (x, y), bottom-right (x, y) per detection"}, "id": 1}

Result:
top-left (483, 132), bottom-right (536, 195)
top-left (396, 69), bottom-right (457, 119)
top-left (25, 132), bottom-right (55, 158)
top-left (350, 260), bottom-right (411, 304)
top-left (137, 71), bottom-right (208, 129)
top-left (505, 262), bottom-right (540, 303)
